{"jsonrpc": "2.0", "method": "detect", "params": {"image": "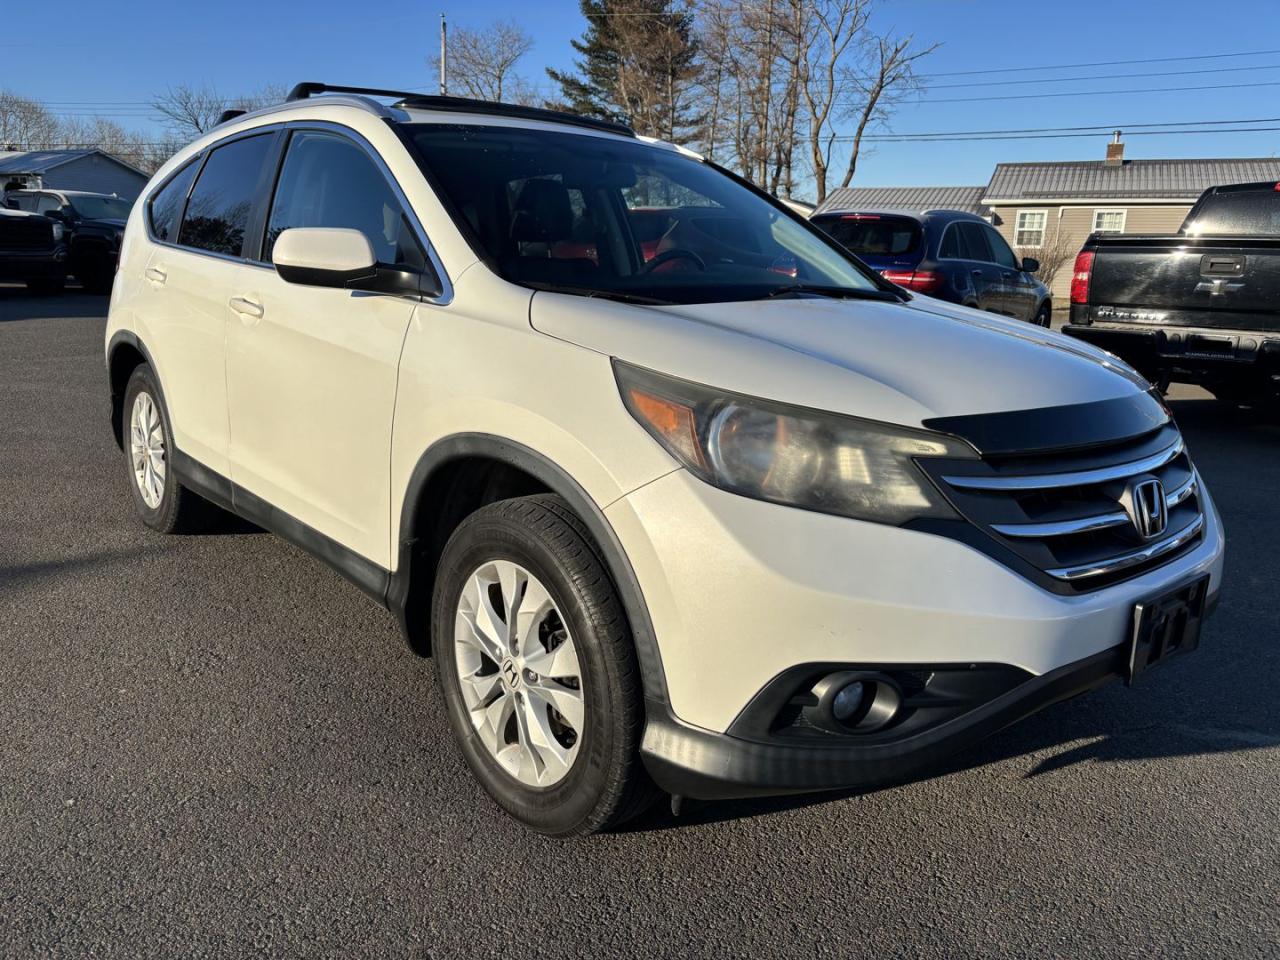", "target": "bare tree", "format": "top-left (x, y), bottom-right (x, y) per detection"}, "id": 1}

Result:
top-left (430, 19), bottom-right (537, 104)
top-left (58, 116), bottom-right (181, 174)
top-left (797, 0), bottom-right (867, 204)
top-left (838, 32), bottom-right (938, 189)
top-left (1016, 218), bottom-right (1079, 291)
top-left (151, 83), bottom-right (287, 140)
top-left (0, 90), bottom-right (61, 150)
